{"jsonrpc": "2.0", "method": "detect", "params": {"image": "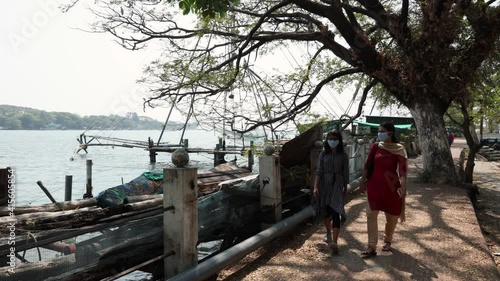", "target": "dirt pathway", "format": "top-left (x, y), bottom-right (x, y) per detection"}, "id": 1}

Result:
top-left (217, 139), bottom-right (500, 281)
